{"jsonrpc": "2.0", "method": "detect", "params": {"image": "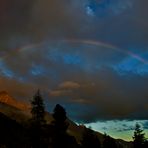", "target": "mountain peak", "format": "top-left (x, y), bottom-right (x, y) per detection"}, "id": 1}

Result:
top-left (0, 91), bottom-right (30, 111)
top-left (0, 91), bottom-right (14, 104)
